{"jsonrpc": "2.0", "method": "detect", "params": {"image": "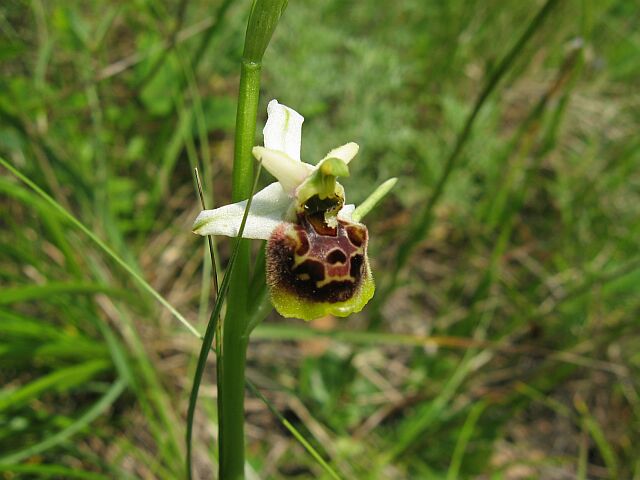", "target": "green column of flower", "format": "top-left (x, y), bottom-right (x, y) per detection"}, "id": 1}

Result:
top-left (220, 2), bottom-right (287, 479)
